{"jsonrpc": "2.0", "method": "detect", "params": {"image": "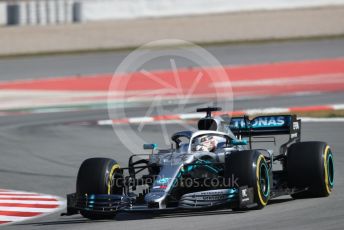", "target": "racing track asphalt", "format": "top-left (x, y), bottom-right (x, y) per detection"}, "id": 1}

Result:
top-left (0, 108), bottom-right (343, 230)
top-left (0, 38), bottom-right (344, 229)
